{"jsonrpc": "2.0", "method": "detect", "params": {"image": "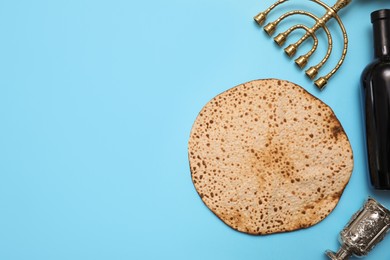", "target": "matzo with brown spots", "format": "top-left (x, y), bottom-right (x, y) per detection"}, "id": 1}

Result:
top-left (188, 79), bottom-right (353, 235)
